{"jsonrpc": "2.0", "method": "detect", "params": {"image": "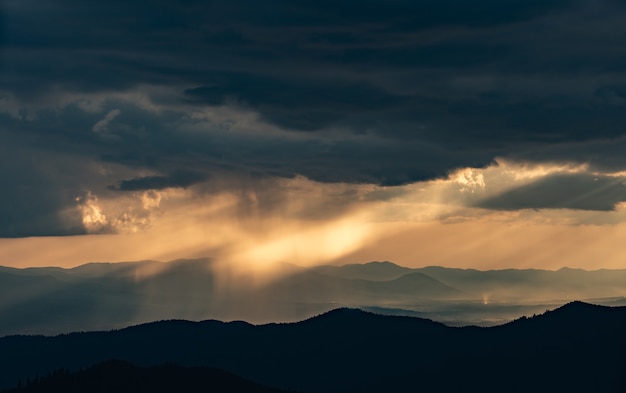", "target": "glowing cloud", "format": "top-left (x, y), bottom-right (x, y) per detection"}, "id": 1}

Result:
top-left (2, 159), bottom-right (626, 273)
top-left (76, 192), bottom-right (109, 233)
